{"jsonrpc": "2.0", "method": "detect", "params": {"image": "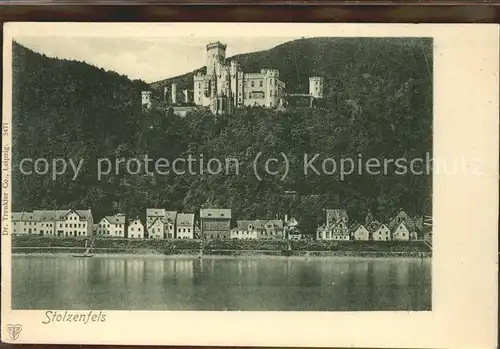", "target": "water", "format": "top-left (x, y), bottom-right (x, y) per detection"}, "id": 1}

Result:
top-left (12, 255), bottom-right (431, 311)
